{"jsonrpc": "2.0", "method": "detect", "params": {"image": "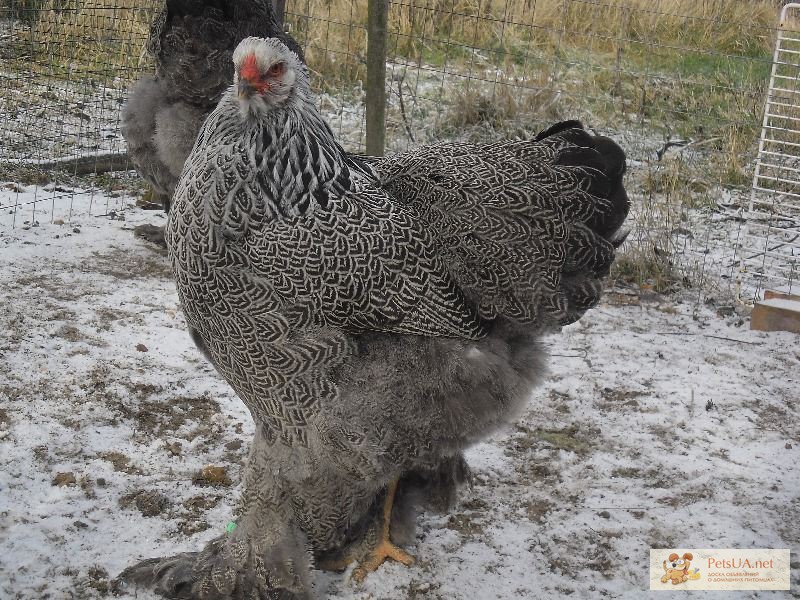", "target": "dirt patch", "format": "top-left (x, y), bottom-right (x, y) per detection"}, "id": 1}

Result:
top-left (97, 451), bottom-right (143, 475)
top-left (183, 494), bottom-right (223, 516)
top-left (111, 391), bottom-right (222, 440)
top-left (611, 466), bottom-right (641, 478)
top-left (507, 452), bottom-right (557, 485)
top-left (51, 323), bottom-right (108, 347)
top-left (84, 565), bottom-right (110, 596)
top-left (647, 424), bottom-right (682, 451)
top-left (445, 512), bottom-right (485, 539)
top-left (523, 498), bottom-right (554, 524)
top-left (757, 402), bottom-right (797, 439)
top-left (658, 484), bottom-right (715, 507)
top-left (12, 273), bottom-right (91, 302)
top-left (79, 476), bottom-right (96, 499)
top-left (605, 291), bottom-right (641, 306)
top-left (509, 424), bottom-right (599, 454)
top-left (192, 465), bottom-right (231, 488)
top-left (177, 494), bottom-right (223, 536)
top-left (87, 247), bottom-right (171, 280)
top-left (53, 472), bottom-right (76, 486)
top-left (533, 426), bottom-right (593, 454)
top-left (596, 387), bottom-right (646, 411)
top-left (548, 389), bottom-right (572, 413)
top-left (506, 423), bottom-right (595, 456)
top-left (32, 445), bottom-right (49, 463)
top-left (406, 580), bottom-right (444, 599)
top-left (177, 519), bottom-right (212, 536)
top-left (583, 530), bottom-right (625, 579)
top-left (0, 408), bottom-right (11, 433)
top-left (52, 324), bottom-right (83, 342)
top-left (459, 497), bottom-right (488, 511)
top-left (165, 440), bottom-right (183, 456)
top-left (119, 489), bottom-right (172, 517)
top-left (94, 306), bottom-right (137, 329)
